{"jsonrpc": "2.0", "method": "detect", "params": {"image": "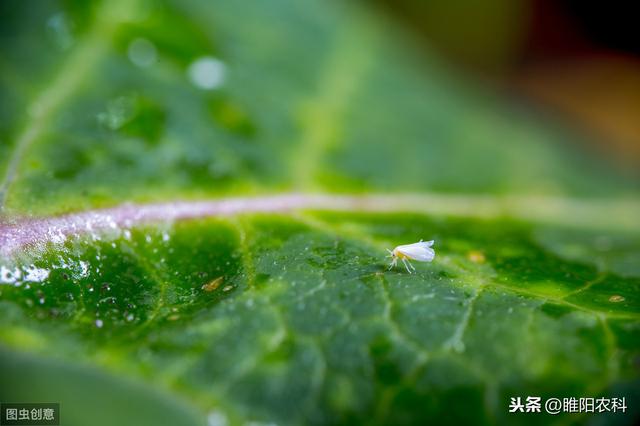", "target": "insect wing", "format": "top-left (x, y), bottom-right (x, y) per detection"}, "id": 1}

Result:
top-left (396, 242), bottom-right (435, 262)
